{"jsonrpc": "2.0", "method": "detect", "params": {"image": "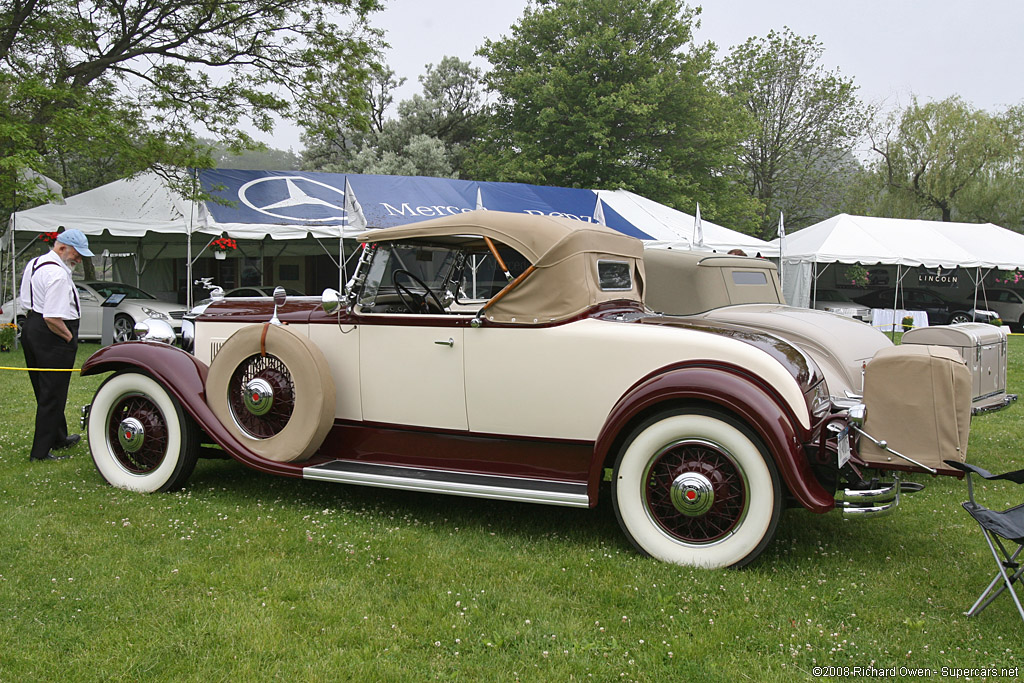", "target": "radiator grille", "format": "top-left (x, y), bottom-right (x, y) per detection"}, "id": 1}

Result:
top-left (210, 339), bottom-right (225, 362)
